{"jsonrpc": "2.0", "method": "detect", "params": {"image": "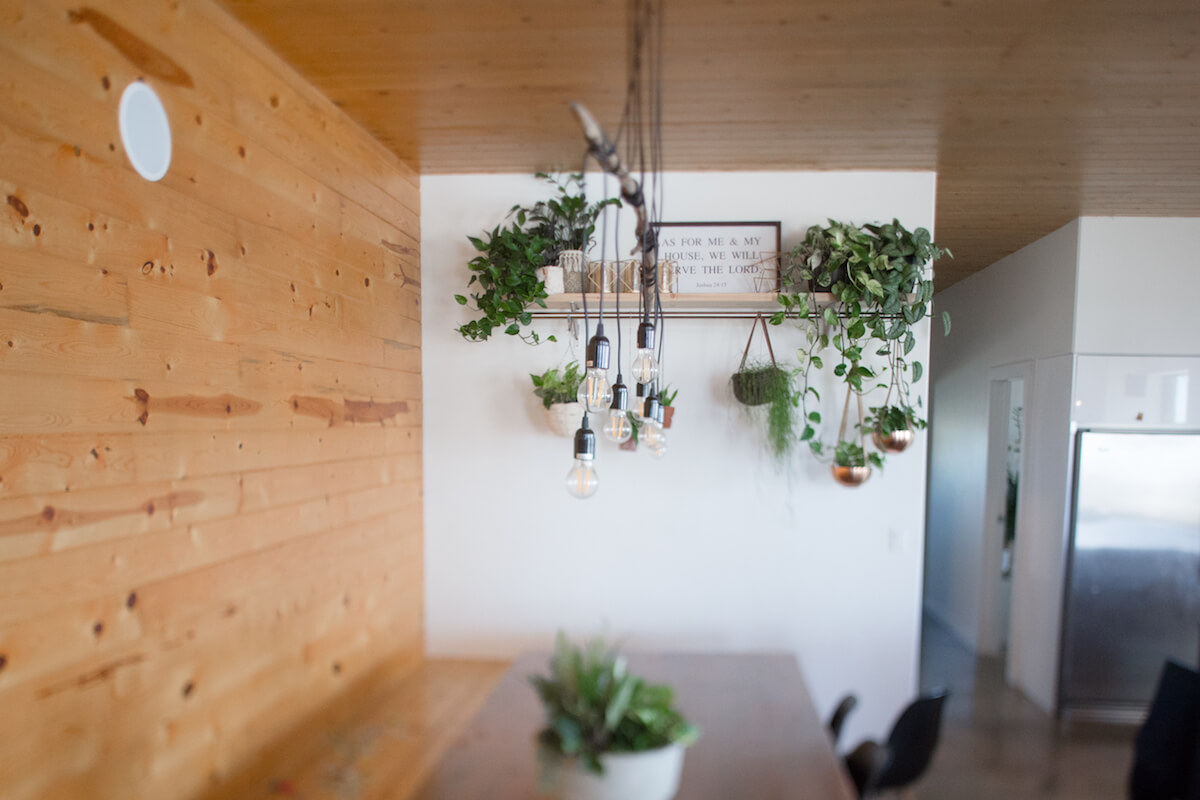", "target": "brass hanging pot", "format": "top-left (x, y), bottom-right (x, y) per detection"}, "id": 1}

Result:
top-left (872, 426), bottom-right (914, 453)
top-left (832, 383), bottom-right (872, 488)
top-left (832, 464), bottom-right (872, 487)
